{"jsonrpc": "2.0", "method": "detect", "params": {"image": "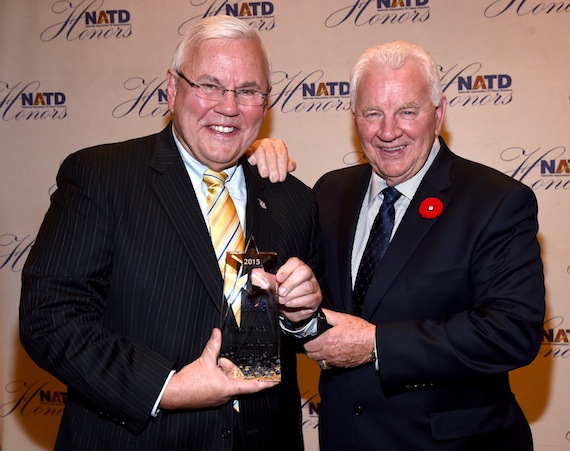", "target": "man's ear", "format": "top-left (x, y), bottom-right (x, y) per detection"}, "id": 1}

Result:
top-left (166, 69), bottom-right (178, 114)
top-left (434, 95), bottom-right (447, 137)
